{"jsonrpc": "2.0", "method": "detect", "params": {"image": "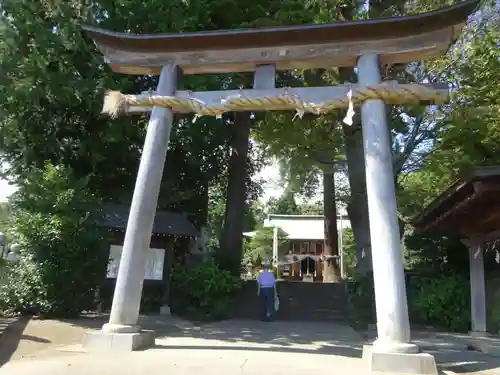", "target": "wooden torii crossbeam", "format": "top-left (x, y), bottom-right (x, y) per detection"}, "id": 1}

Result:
top-left (83, 0), bottom-right (477, 75)
top-left (81, 1), bottom-right (480, 369)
